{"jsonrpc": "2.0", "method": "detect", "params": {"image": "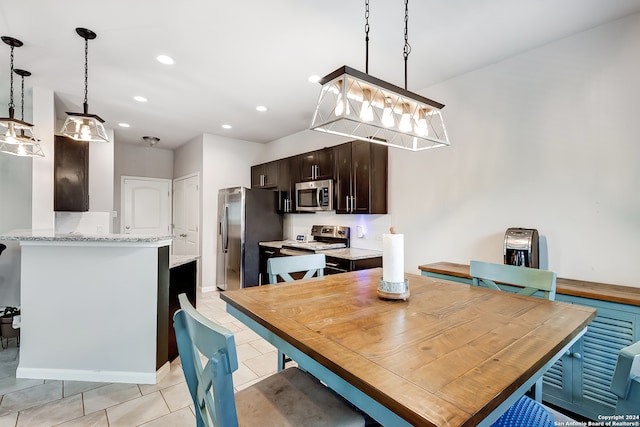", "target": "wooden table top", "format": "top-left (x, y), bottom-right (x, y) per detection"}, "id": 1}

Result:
top-left (220, 268), bottom-right (596, 427)
top-left (419, 262), bottom-right (640, 307)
